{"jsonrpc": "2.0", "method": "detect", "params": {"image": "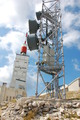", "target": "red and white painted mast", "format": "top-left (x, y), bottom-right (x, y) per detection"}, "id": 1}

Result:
top-left (21, 33), bottom-right (28, 55)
